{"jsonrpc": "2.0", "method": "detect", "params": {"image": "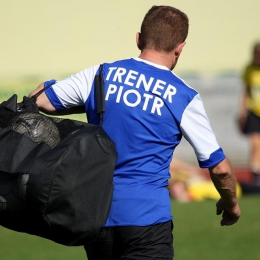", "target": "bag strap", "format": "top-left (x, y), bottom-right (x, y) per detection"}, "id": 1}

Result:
top-left (31, 79), bottom-right (56, 101)
top-left (95, 64), bottom-right (105, 125)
